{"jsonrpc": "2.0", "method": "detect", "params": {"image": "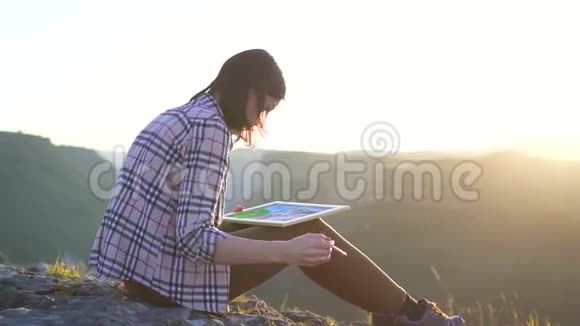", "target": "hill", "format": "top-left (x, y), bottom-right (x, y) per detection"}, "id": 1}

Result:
top-left (0, 132), bottom-right (111, 264)
top-left (1, 131), bottom-right (578, 324)
top-left (226, 148), bottom-right (580, 324)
